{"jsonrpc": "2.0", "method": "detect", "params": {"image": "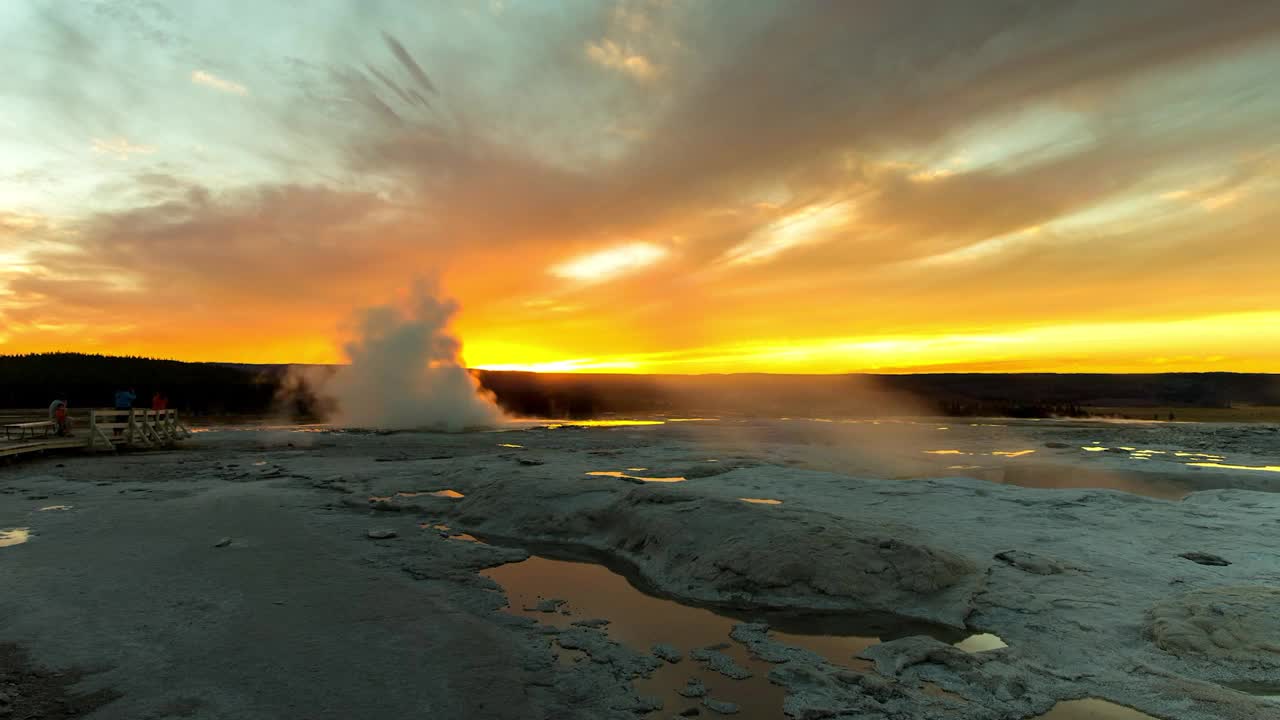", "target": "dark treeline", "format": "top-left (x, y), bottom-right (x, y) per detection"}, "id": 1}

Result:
top-left (3, 353), bottom-right (1278, 419)
top-left (476, 371), bottom-right (1279, 419)
top-left (0, 353), bottom-right (279, 414)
